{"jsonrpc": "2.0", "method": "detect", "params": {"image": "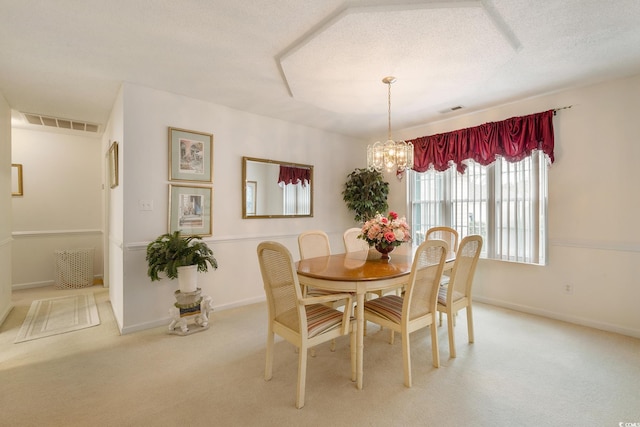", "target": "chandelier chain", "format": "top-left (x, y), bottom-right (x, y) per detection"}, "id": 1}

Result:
top-left (387, 81), bottom-right (392, 141)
